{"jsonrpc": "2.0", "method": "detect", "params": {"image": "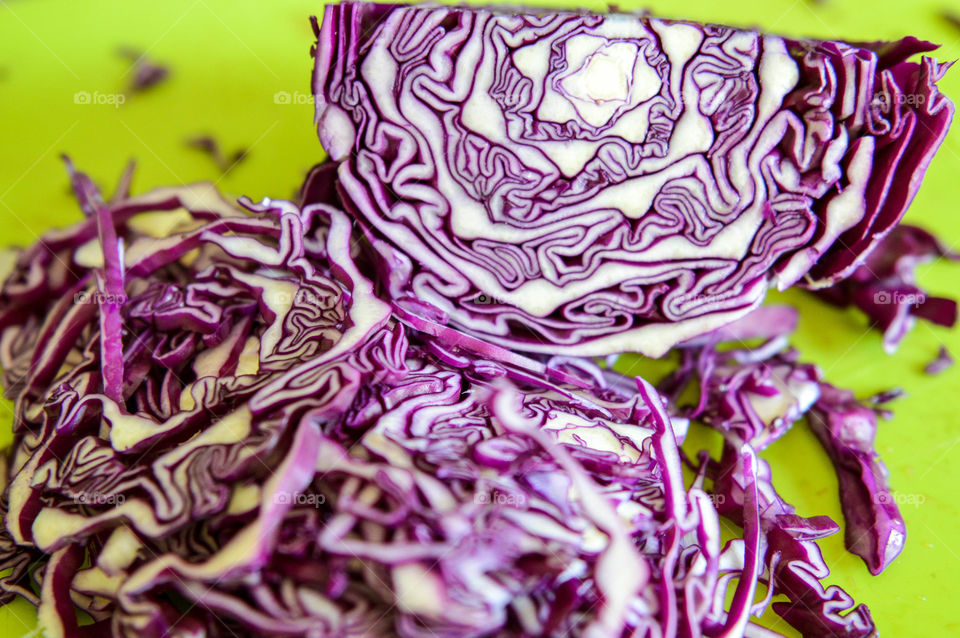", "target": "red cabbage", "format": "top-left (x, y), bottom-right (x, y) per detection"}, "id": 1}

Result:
top-left (808, 384), bottom-right (905, 576)
top-left (313, 2), bottom-right (953, 357)
top-left (815, 224), bottom-right (959, 351)
top-left (662, 305), bottom-right (906, 581)
top-left (924, 345), bottom-right (953, 374)
top-left (0, 164), bottom-right (720, 637)
top-left (0, 161), bottom-right (889, 638)
top-left (0, 2), bottom-right (954, 635)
